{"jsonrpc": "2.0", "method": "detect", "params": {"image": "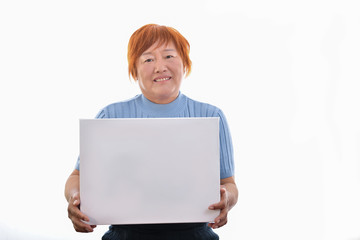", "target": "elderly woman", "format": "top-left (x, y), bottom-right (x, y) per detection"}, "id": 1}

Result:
top-left (65, 24), bottom-right (238, 240)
